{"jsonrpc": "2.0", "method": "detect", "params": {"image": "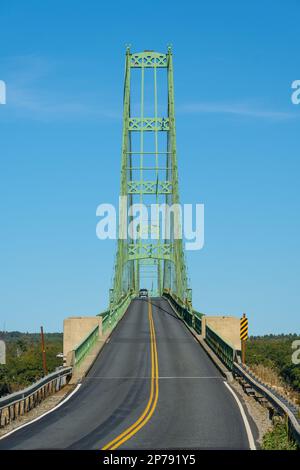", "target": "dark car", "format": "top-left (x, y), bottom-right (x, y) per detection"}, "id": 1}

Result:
top-left (138, 288), bottom-right (148, 298)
